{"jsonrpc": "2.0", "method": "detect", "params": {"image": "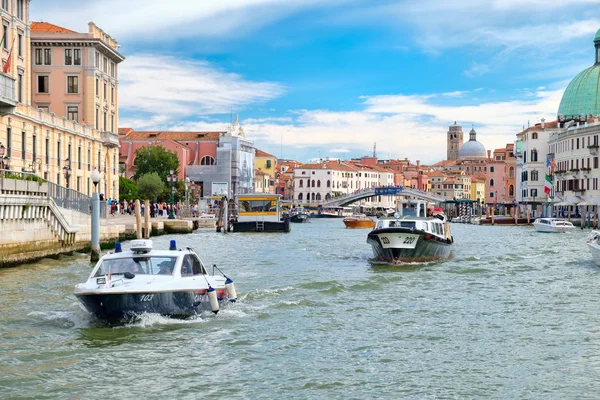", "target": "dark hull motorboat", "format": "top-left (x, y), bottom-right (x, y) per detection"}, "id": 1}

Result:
top-left (367, 227), bottom-right (452, 263)
top-left (290, 213), bottom-right (310, 223)
top-left (74, 240), bottom-right (236, 323)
